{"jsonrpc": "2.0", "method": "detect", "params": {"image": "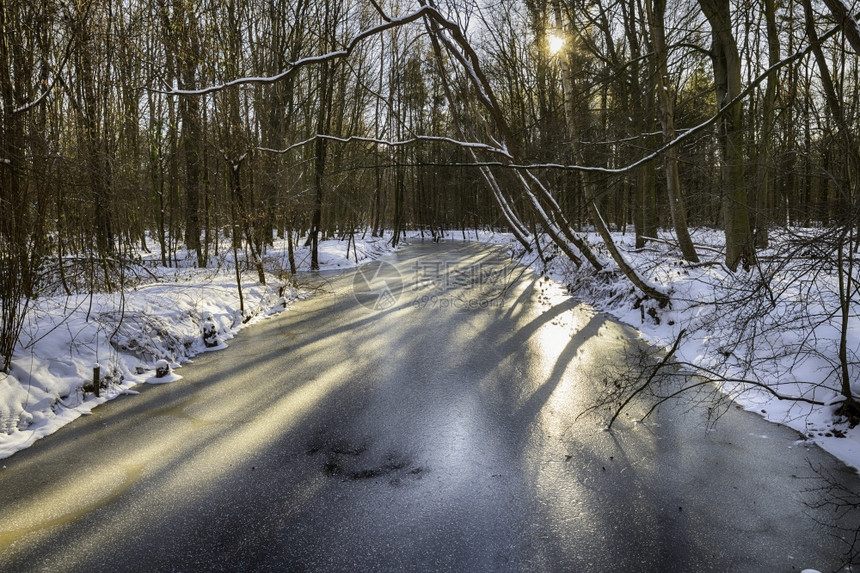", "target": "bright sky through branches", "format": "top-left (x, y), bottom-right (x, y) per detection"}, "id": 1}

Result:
top-left (547, 32), bottom-right (565, 55)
